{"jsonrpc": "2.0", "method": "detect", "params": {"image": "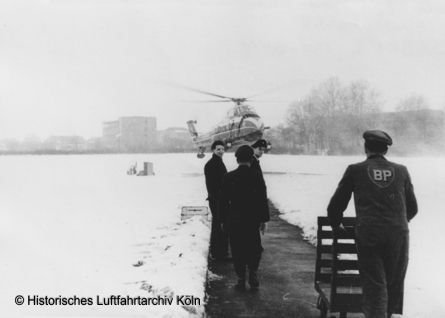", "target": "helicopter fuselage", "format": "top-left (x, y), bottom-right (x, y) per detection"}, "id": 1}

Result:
top-left (187, 104), bottom-right (265, 156)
